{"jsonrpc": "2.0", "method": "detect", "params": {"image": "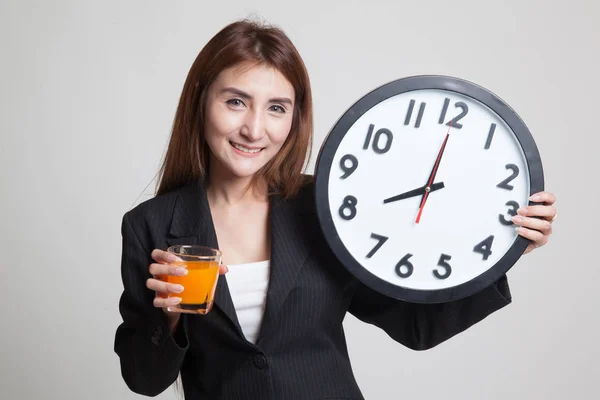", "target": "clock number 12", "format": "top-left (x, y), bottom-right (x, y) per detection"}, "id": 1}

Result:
top-left (439, 98), bottom-right (469, 129)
